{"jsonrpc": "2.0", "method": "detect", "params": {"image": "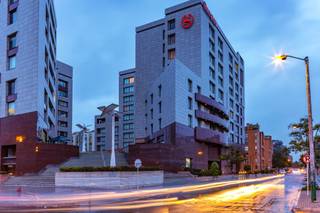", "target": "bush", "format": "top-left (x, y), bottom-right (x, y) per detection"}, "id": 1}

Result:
top-left (60, 166), bottom-right (160, 172)
top-left (209, 162), bottom-right (220, 177)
